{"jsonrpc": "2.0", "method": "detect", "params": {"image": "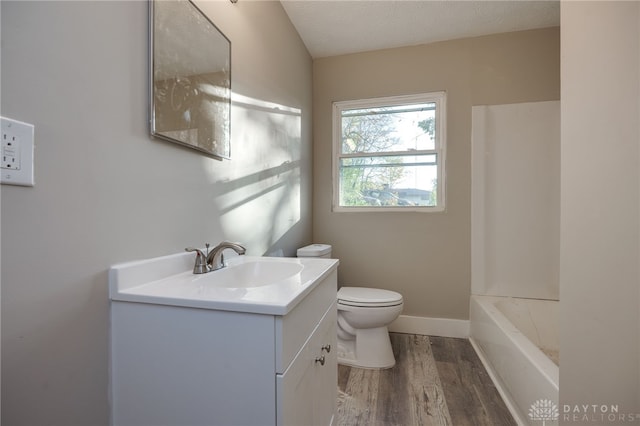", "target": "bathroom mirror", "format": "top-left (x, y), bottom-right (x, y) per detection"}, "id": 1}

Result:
top-left (149, 0), bottom-right (231, 159)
